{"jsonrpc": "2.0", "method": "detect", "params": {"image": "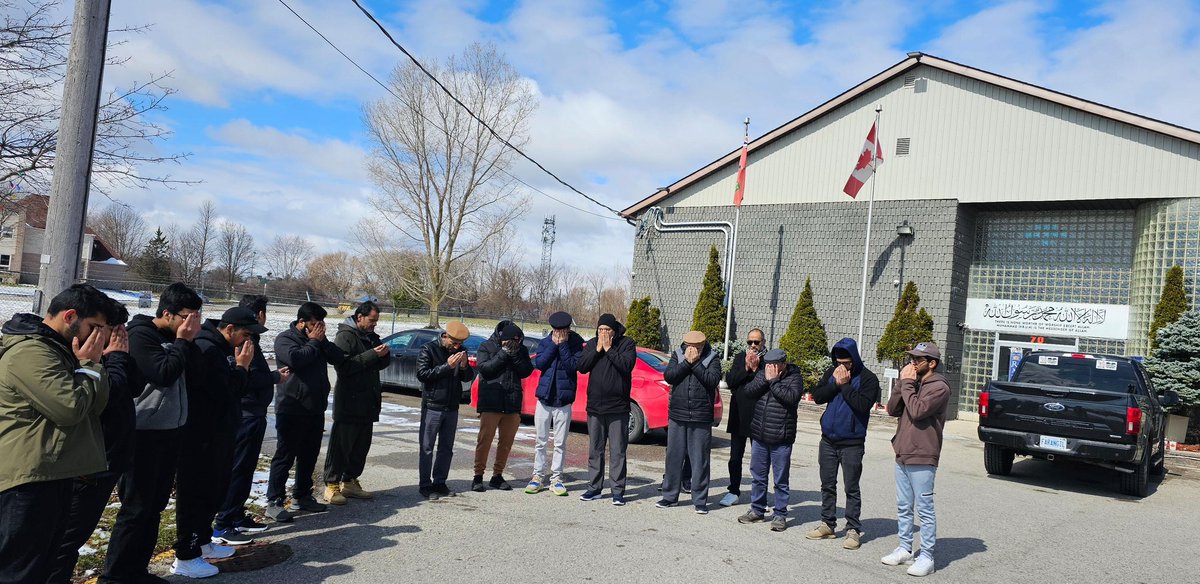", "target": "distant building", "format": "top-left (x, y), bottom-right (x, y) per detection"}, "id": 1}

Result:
top-left (0, 194), bottom-right (128, 285)
top-left (621, 53), bottom-right (1200, 419)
